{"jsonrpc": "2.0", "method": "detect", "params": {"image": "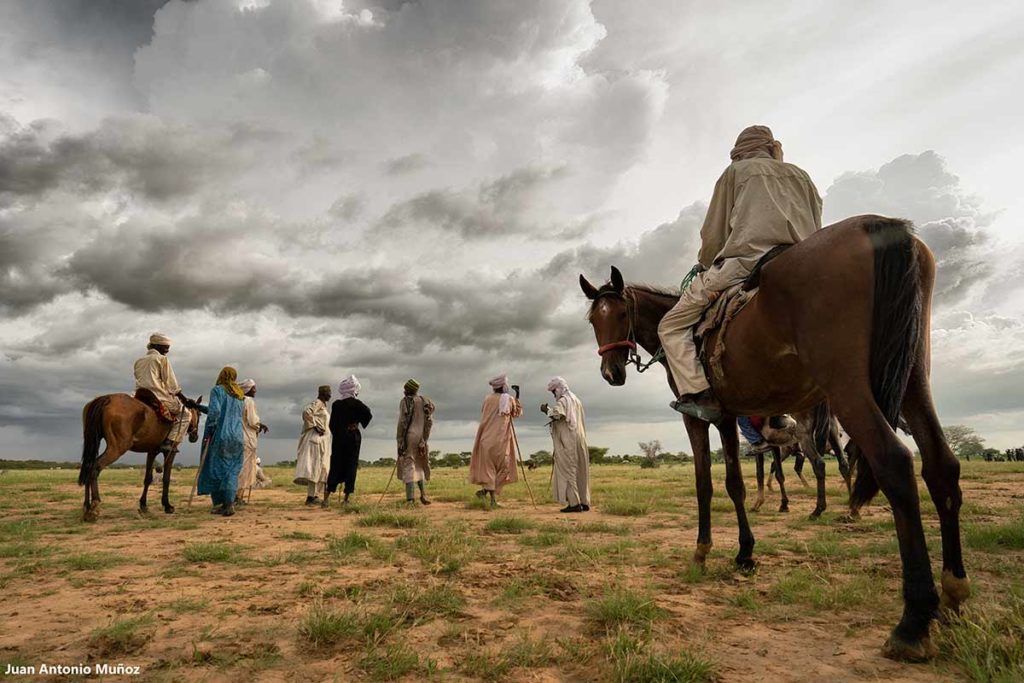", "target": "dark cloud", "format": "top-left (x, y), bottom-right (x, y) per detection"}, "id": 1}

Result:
top-left (383, 153), bottom-right (429, 175)
top-left (328, 193), bottom-right (366, 222)
top-left (377, 165), bottom-right (575, 239)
